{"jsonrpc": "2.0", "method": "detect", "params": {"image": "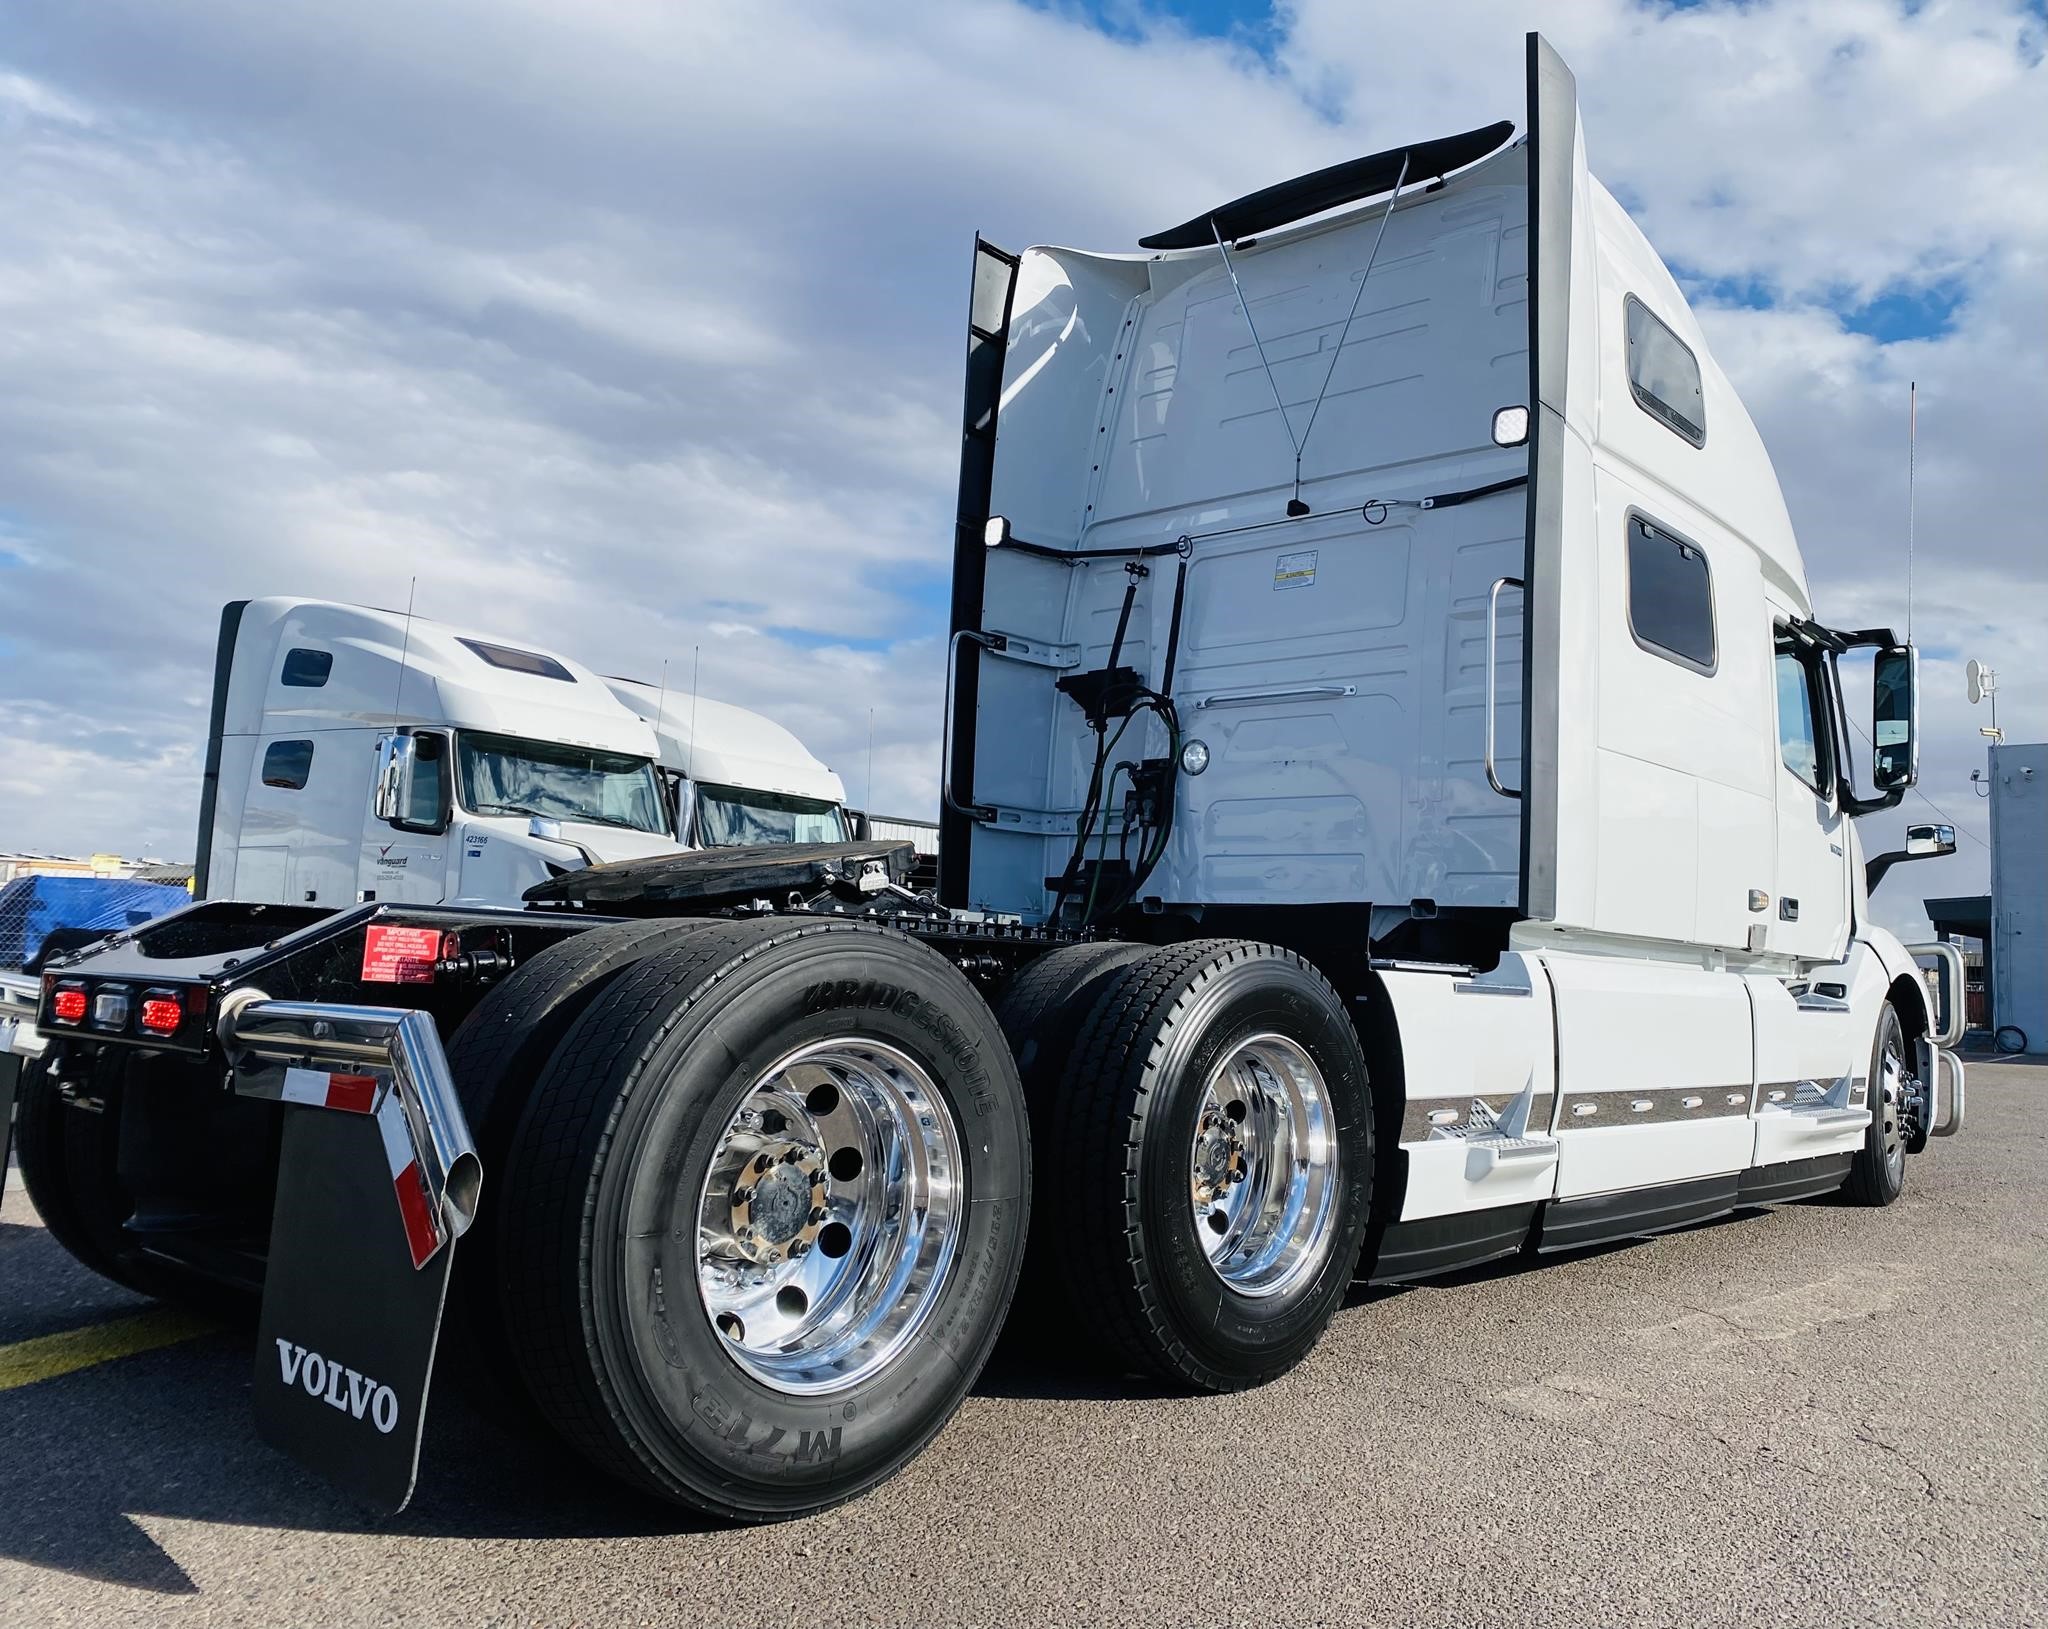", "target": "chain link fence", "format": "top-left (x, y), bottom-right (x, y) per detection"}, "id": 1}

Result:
top-left (0, 876), bottom-right (193, 972)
